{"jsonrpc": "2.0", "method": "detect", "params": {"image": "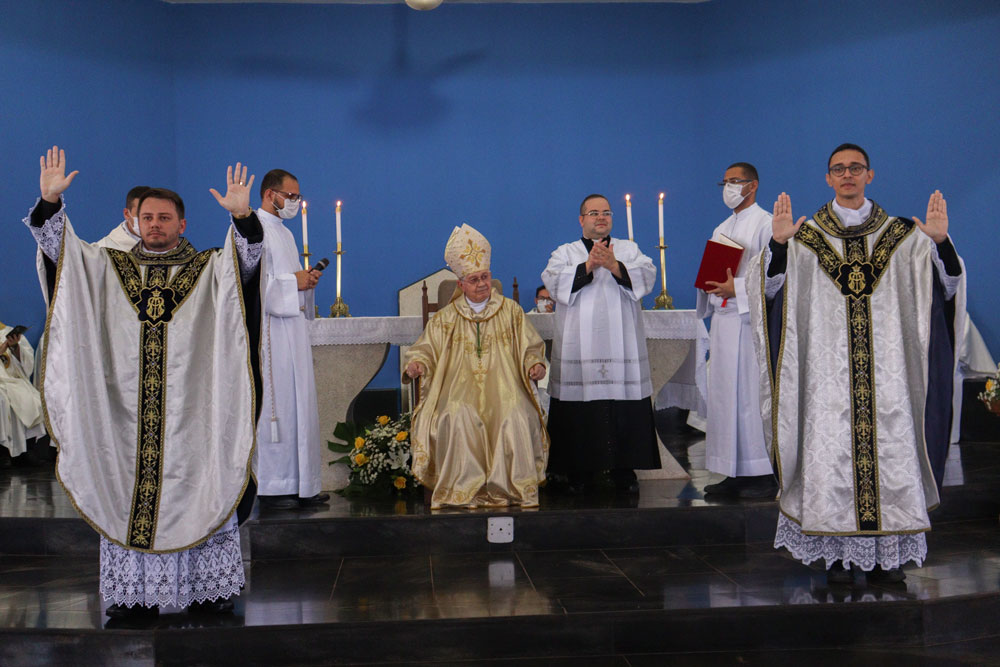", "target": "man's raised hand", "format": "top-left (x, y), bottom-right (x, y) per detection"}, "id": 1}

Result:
top-left (39, 146), bottom-right (79, 203)
top-left (209, 163), bottom-right (255, 217)
top-left (913, 190), bottom-right (949, 244)
top-left (772, 193), bottom-right (805, 244)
